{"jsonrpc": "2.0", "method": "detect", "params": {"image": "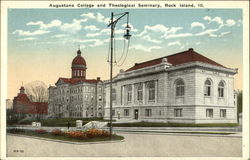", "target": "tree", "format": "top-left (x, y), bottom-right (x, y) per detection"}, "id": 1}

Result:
top-left (237, 90), bottom-right (242, 113)
top-left (24, 81), bottom-right (48, 120)
top-left (24, 81), bottom-right (48, 102)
